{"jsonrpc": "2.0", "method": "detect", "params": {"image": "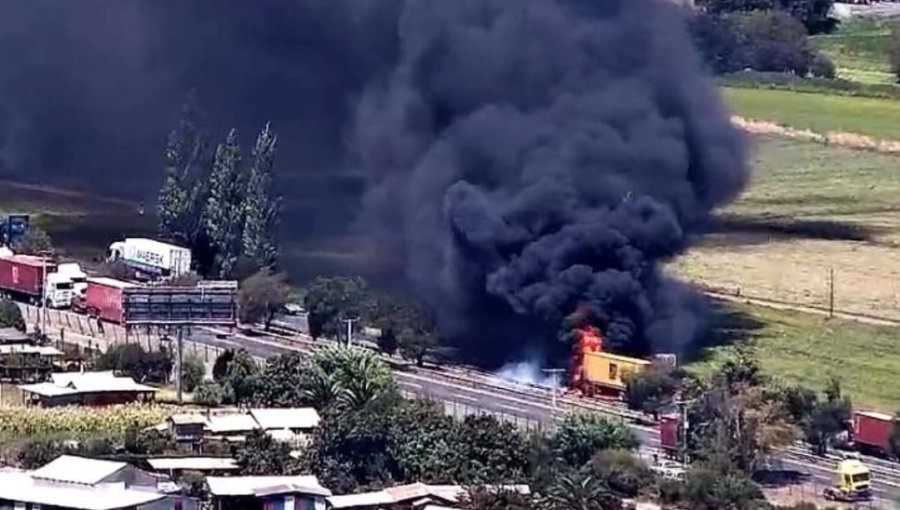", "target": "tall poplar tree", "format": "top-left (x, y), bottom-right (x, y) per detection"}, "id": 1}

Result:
top-left (241, 122), bottom-right (281, 269)
top-left (204, 129), bottom-right (245, 277)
